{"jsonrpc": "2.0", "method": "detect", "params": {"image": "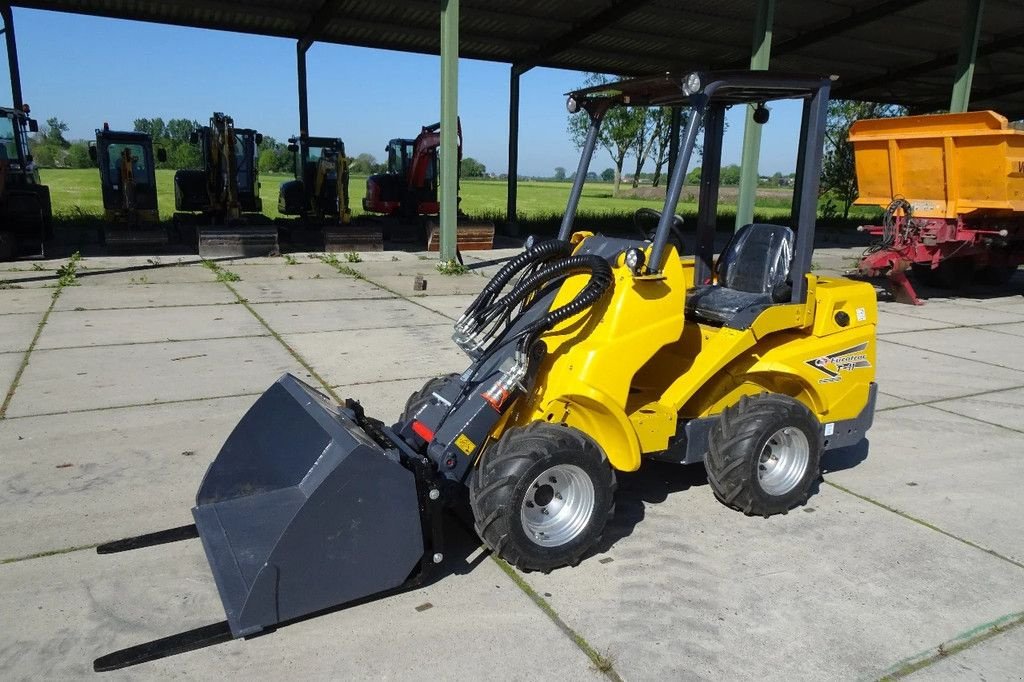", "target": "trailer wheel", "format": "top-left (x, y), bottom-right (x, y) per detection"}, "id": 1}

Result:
top-left (912, 257), bottom-right (973, 289)
top-left (470, 422), bottom-right (615, 572)
top-left (706, 393), bottom-right (822, 517)
top-left (975, 265), bottom-right (1018, 286)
